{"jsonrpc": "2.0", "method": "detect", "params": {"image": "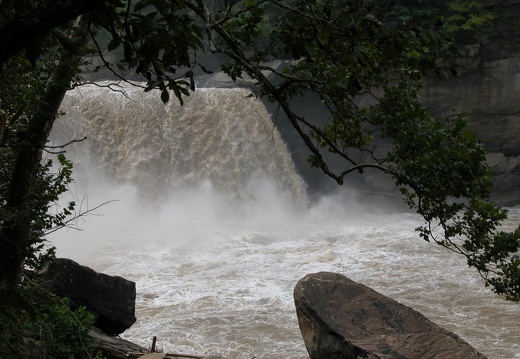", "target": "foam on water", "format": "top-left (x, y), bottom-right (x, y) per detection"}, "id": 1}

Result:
top-left (49, 185), bottom-right (520, 359)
